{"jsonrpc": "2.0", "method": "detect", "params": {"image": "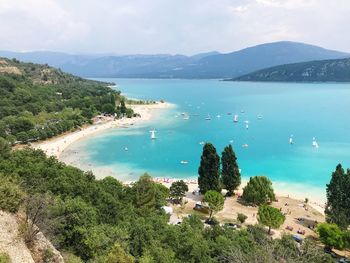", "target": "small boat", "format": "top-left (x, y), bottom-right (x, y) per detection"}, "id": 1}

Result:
top-left (289, 135), bottom-right (293, 145)
top-left (227, 112), bottom-right (232, 115)
top-left (216, 114), bottom-right (221, 118)
top-left (242, 144), bottom-right (249, 148)
top-left (150, 129), bottom-right (157, 139)
top-left (183, 113), bottom-right (190, 120)
top-left (257, 114), bottom-right (263, 120)
top-left (180, 160), bottom-right (189, 165)
top-left (245, 120), bottom-right (249, 129)
top-left (312, 137), bottom-right (319, 148)
top-left (124, 147), bottom-right (128, 151)
top-left (229, 140), bottom-right (234, 144)
top-left (199, 141), bottom-right (205, 145)
top-left (240, 109), bottom-right (245, 113)
top-left (233, 114), bottom-right (239, 122)
top-left (205, 114), bottom-right (211, 120)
